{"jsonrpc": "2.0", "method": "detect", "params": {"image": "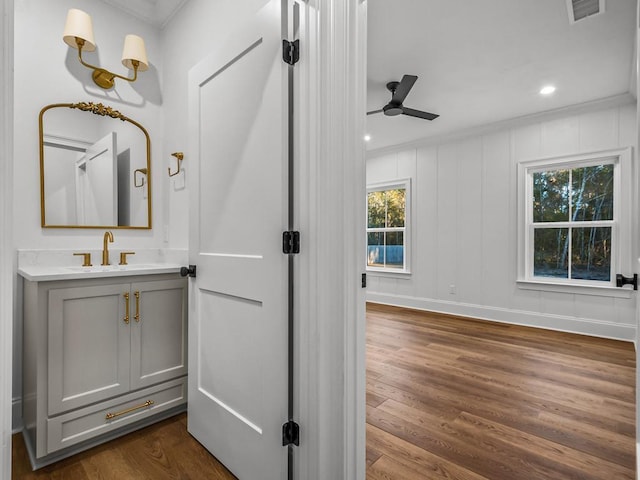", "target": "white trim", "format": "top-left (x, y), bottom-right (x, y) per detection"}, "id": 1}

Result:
top-left (295, 0), bottom-right (366, 478)
top-left (0, 0), bottom-right (13, 478)
top-left (11, 398), bottom-right (22, 434)
top-left (517, 147), bottom-right (633, 290)
top-left (43, 134), bottom-right (91, 152)
top-left (366, 294), bottom-right (636, 342)
top-left (516, 279), bottom-right (633, 298)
